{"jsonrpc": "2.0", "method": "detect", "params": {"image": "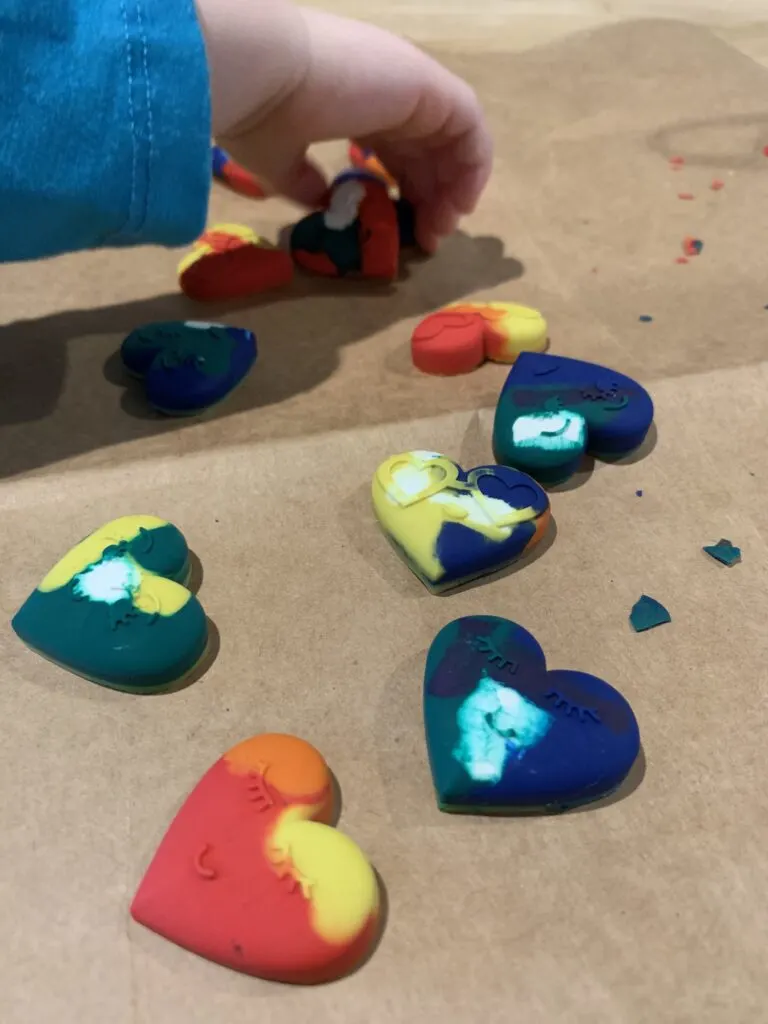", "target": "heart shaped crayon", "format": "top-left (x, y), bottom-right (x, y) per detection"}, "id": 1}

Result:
top-left (120, 321), bottom-right (256, 416)
top-left (424, 616), bottom-right (640, 813)
top-left (412, 302), bottom-right (548, 376)
top-left (131, 733), bottom-right (381, 984)
top-left (342, 150), bottom-right (415, 246)
top-left (12, 516), bottom-right (208, 693)
top-left (372, 451), bottom-right (550, 593)
top-left (493, 352), bottom-right (654, 485)
top-left (290, 173), bottom-right (403, 279)
top-left (178, 223), bottom-right (293, 301)
top-left (211, 146), bottom-right (266, 198)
